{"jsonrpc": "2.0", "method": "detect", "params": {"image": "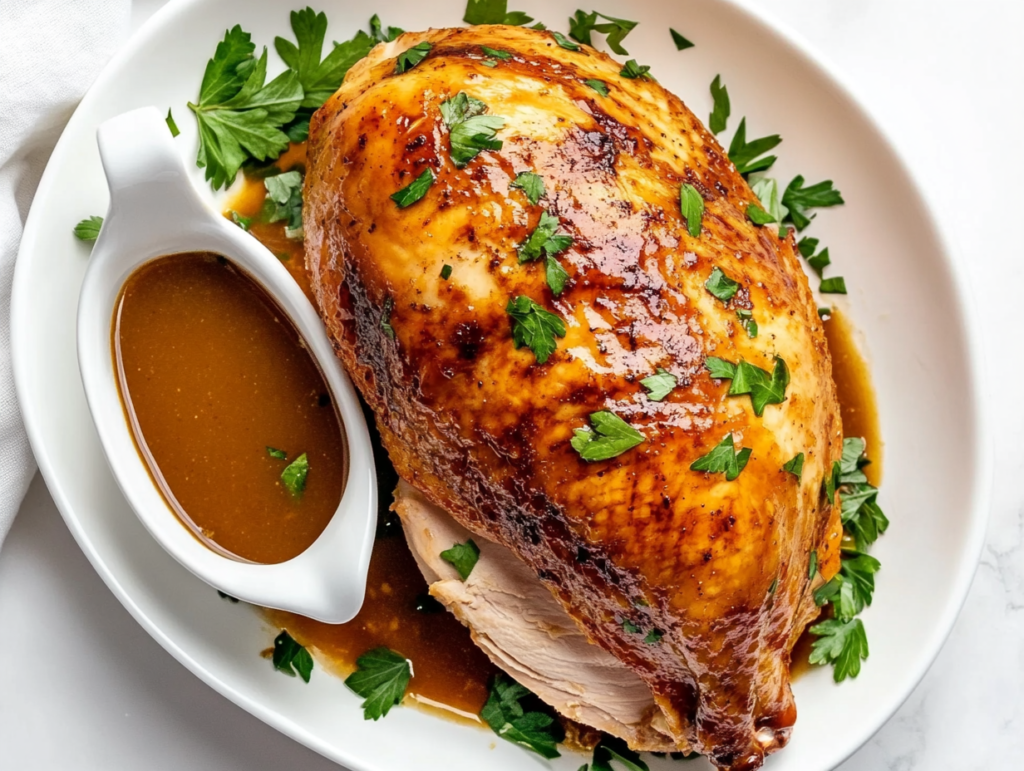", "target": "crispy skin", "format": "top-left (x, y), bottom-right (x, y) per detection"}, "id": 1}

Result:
top-left (305, 26), bottom-right (843, 770)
